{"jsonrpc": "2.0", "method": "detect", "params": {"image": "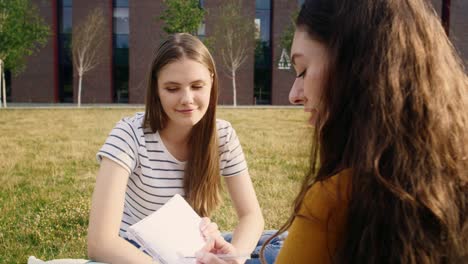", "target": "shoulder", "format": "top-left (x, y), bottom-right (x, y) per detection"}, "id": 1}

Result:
top-left (114, 113), bottom-right (144, 133)
top-left (216, 119), bottom-right (232, 132)
top-left (216, 119), bottom-right (235, 140)
top-left (108, 112), bottom-right (145, 144)
top-left (117, 112), bottom-right (145, 130)
top-left (300, 169), bottom-right (352, 225)
top-left (276, 170), bottom-right (352, 264)
top-left (303, 169), bottom-right (352, 203)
